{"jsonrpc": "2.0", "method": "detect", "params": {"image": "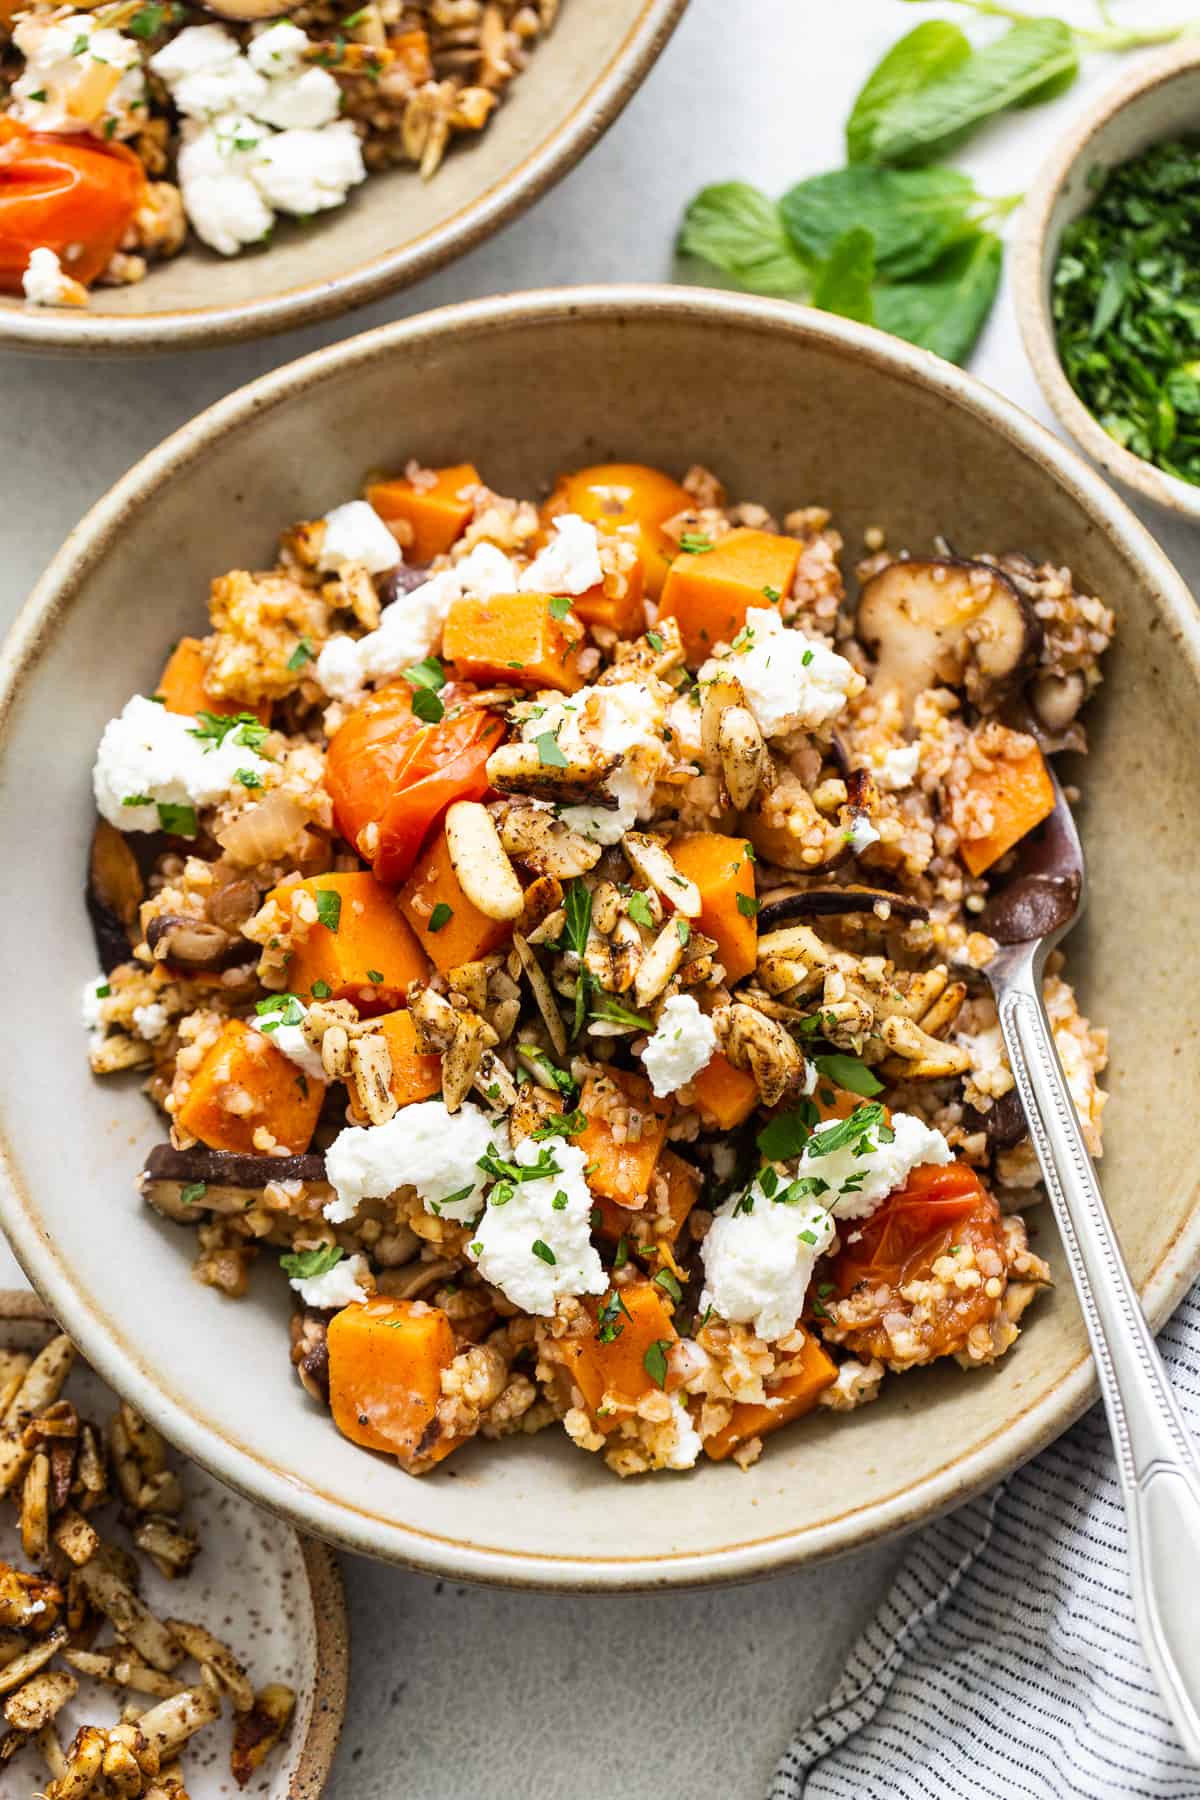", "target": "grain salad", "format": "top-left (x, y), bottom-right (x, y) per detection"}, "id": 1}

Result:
top-left (0, 0), bottom-right (558, 305)
top-left (83, 458), bottom-right (1114, 1478)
